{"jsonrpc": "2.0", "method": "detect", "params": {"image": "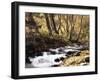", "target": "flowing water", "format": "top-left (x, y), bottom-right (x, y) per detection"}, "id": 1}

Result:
top-left (25, 45), bottom-right (87, 68)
